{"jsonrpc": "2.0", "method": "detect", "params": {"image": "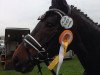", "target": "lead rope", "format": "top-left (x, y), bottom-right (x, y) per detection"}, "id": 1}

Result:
top-left (48, 30), bottom-right (73, 75)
